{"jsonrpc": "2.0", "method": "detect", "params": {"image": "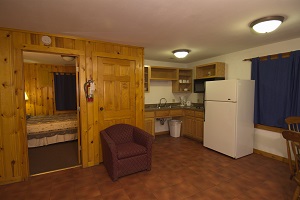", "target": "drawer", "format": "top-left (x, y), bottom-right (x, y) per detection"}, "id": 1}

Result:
top-left (195, 111), bottom-right (204, 118)
top-left (185, 110), bottom-right (195, 117)
top-left (155, 110), bottom-right (170, 117)
top-left (169, 109), bottom-right (183, 116)
top-left (144, 111), bottom-right (155, 118)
